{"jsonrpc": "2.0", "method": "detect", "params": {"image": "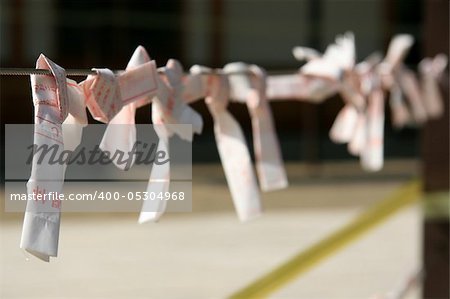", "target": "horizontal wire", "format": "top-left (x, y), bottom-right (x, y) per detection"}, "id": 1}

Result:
top-left (0, 67), bottom-right (298, 77)
top-left (0, 68), bottom-right (97, 76)
top-left (0, 68), bottom-right (132, 76)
